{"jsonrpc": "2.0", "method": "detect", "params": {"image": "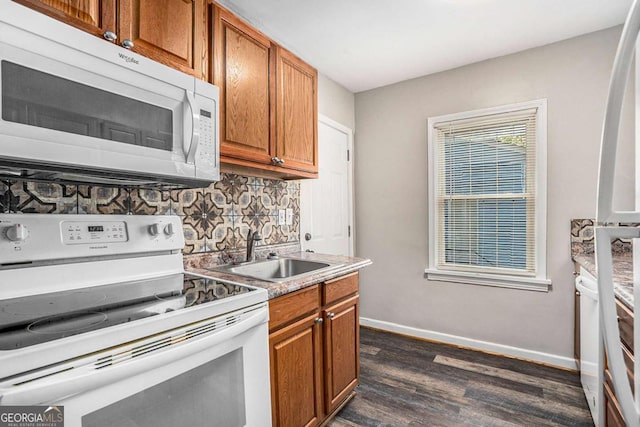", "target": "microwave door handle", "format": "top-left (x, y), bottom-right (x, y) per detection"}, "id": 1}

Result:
top-left (184, 91), bottom-right (200, 165)
top-left (0, 306), bottom-right (268, 405)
